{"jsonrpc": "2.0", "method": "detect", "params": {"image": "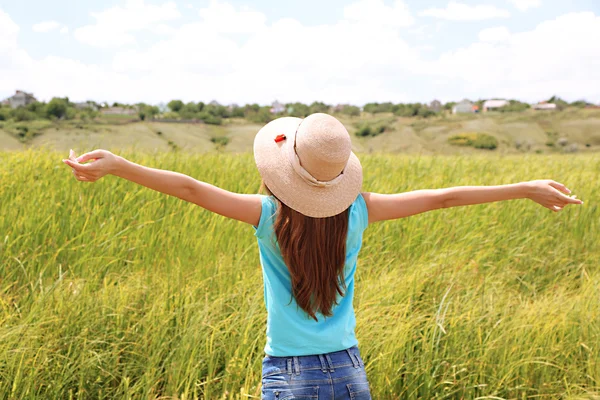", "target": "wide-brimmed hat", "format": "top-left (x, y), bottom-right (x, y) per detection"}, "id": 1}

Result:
top-left (253, 113), bottom-right (363, 218)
